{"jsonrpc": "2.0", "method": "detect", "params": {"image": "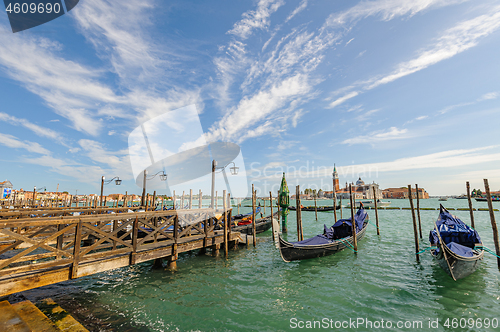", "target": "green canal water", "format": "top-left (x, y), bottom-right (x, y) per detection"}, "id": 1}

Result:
top-left (15, 198), bottom-right (500, 331)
